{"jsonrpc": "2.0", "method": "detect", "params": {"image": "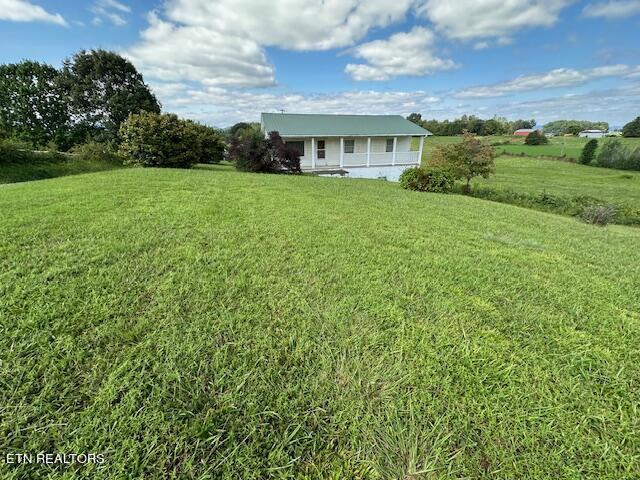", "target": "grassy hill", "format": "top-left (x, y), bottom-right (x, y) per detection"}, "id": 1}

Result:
top-left (477, 157), bottom-right (640, 205)
top-left (468, 156), bottom-right (640, 225)
top-left (1, 166), bottom-right (640, 479)
top-left (422, 135), bottom-right (640, 161)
